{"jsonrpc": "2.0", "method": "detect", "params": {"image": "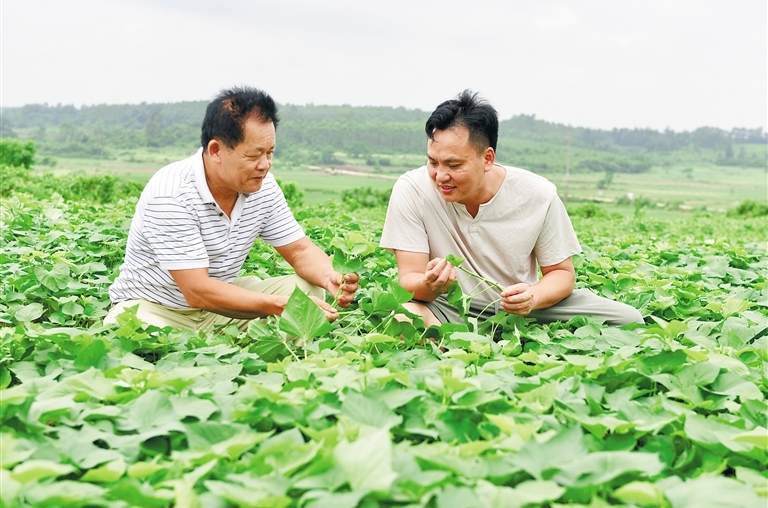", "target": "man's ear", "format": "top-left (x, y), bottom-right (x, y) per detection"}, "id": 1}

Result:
top-left (207, 139), bottom-right (222, 160)
top-left (484, 147), bottom-right (496, 170)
